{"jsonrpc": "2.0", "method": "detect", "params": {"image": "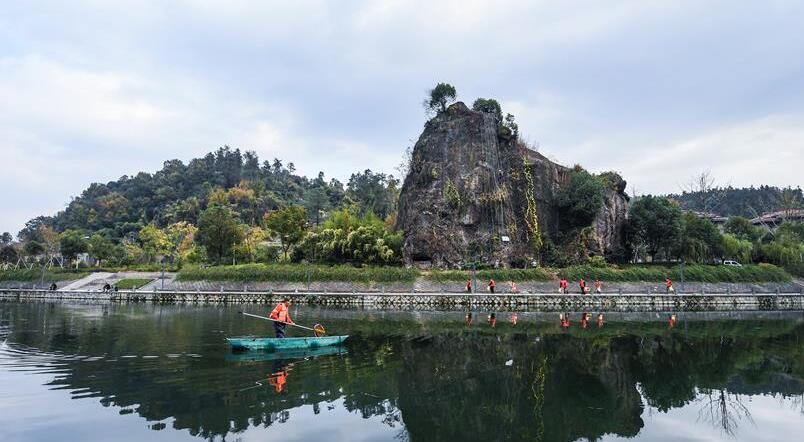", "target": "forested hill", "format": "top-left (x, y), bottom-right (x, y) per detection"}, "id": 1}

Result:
top-left (667, 186), bottom-right (803, 218)
top-left (18, 146), bottom-right (399, 241)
